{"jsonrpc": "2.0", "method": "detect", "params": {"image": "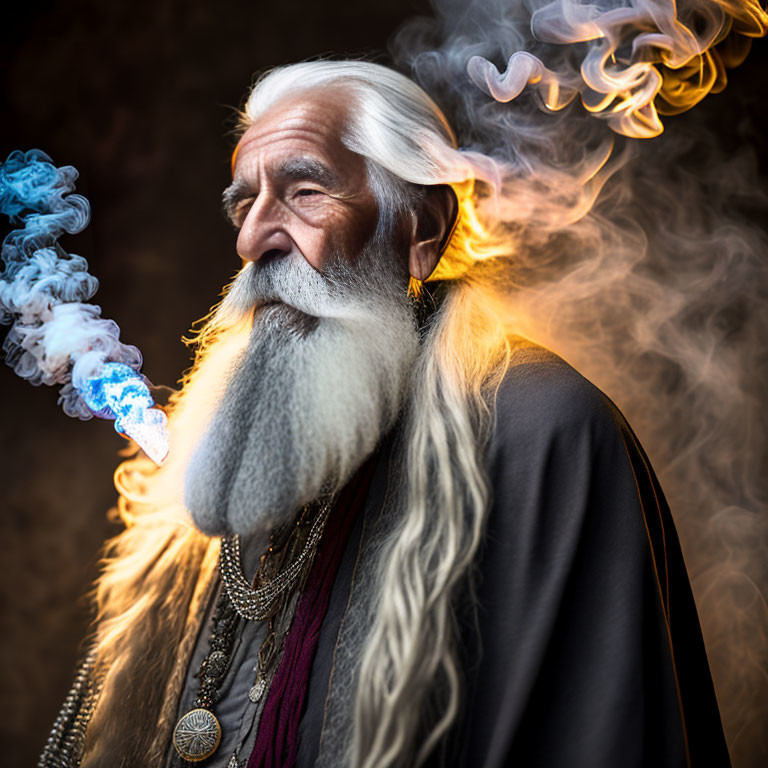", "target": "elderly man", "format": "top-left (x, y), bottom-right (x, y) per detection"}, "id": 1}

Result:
top-left (40, 61), bottom-right (729, 768)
